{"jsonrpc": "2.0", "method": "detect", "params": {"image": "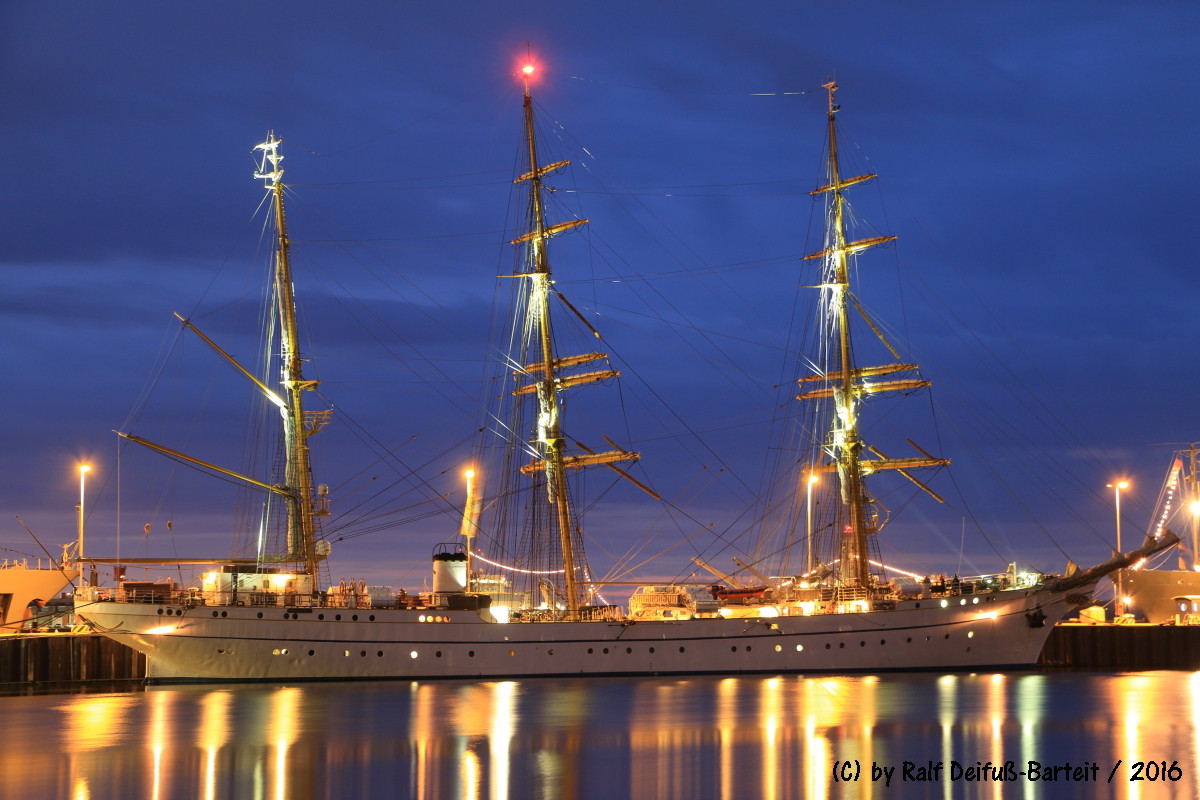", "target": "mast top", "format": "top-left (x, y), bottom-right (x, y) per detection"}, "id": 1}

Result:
top-left (254, 132), bottom-right (284, 188)
top-left (519, 42), bottom-right (538, 98)
top-left (823, 80), bottom-right (840, 115)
